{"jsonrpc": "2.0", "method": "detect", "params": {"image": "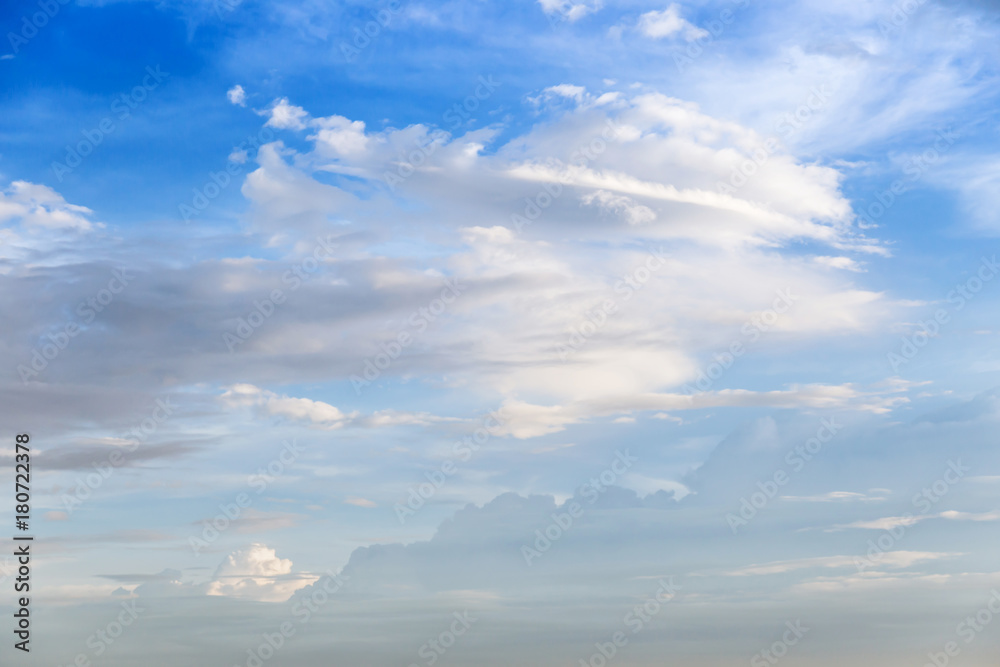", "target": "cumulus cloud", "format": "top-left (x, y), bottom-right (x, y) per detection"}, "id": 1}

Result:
top-left (0, 101), bottom-right (917, 543)
top-left (134, 545), bottom-right (316, 602)
top-left (636, 4), bottom-right (708, 41)
top-left (264, 97), bottom-right (309, 130)
top-left (241, 88), bottom-right (881, 255)
top-left (214, 87), bottom-right (899, 420)
top-left (0, 87), bottom-right (903, 450)
top-left (0, 180), bottom-right (98, 232)
top-left (207, 543), bottom-right (316, 602)
top-left (309, 115), bottom-right (369, 156)
top-left (227, 84), bottom-right (246, 106)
